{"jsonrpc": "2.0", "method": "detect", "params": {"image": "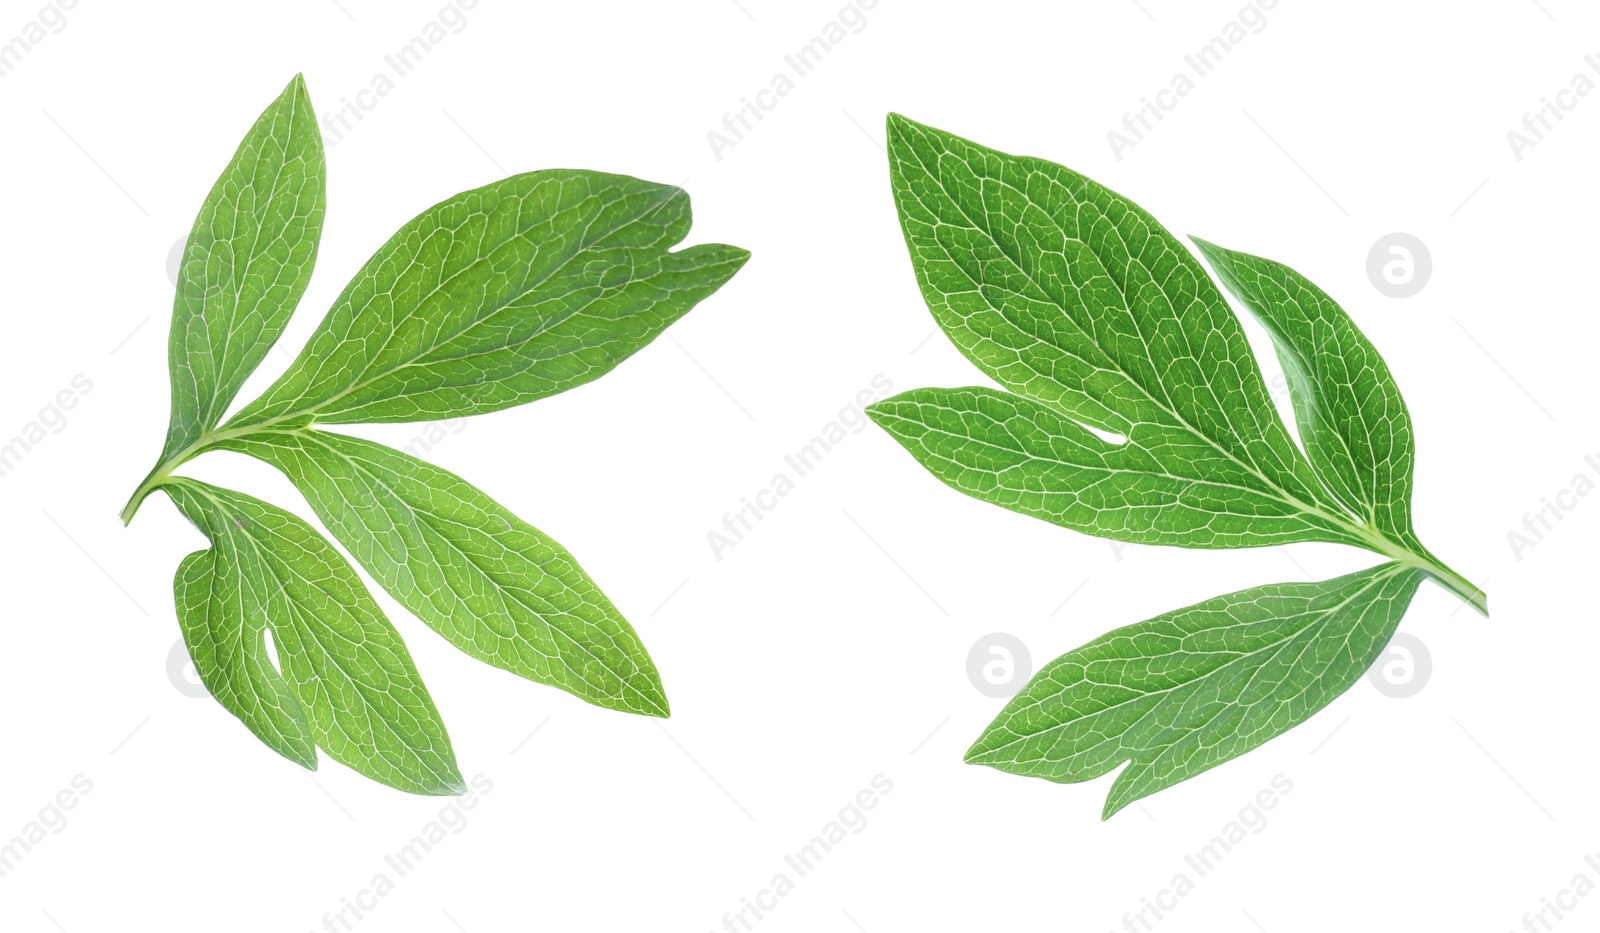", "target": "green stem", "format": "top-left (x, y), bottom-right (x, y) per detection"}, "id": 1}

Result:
top-left (1272, 491), bottom-right (1488, 616)
top-left (118, 421), bottom-right (279, 525)
top-left (1403, 553), bottom-right (1489, 618)
top-left (119, 459), bottom-right (180, 526)
top-left (1353, 528), bottom-right (1488, 618)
